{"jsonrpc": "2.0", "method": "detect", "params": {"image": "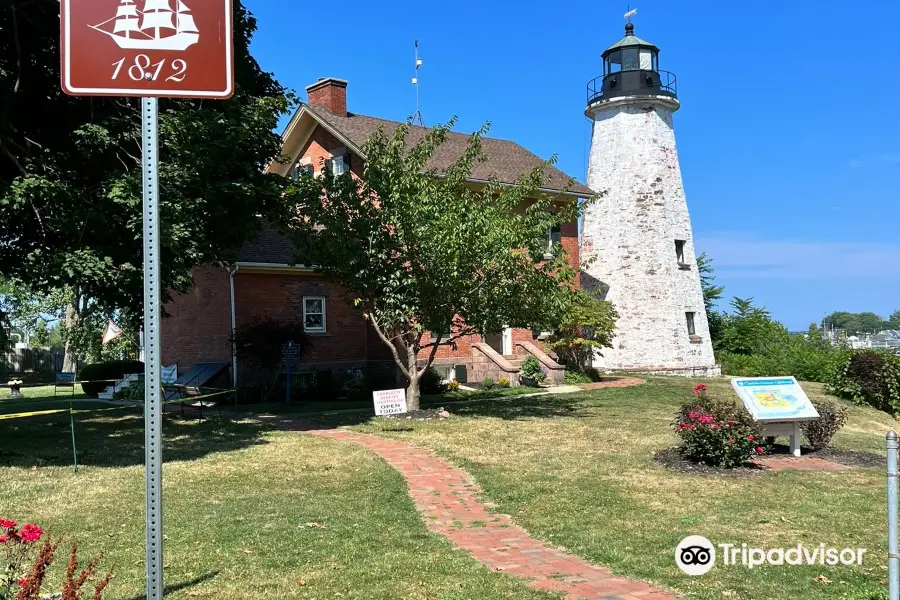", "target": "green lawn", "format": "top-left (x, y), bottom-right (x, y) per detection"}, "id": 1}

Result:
top-left (236, 385), bottom-right (545, 417)
top-left (321, 377), bottom-right (895, 600)
top-left (0, 411), bottom-right (559, 599)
